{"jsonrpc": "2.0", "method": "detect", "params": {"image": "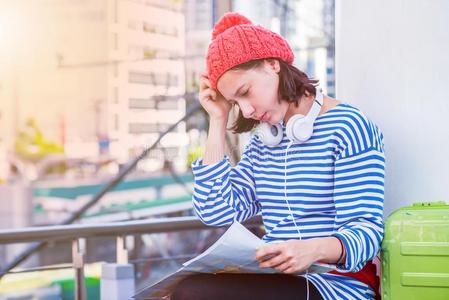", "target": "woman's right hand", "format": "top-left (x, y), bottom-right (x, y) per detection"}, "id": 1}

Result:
top-left (199, 72), bottom-right (232, 121)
